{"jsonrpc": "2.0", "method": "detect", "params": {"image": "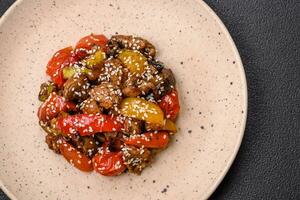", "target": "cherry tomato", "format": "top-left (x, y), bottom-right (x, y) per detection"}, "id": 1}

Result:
top-left (46, 46), bottom-right (77, 87)
top-left (158, 89), bottom-right (180, 120)
top-left (37, 93), bottom-right (76, 122)
top-left (92, 142), bottom-right (126, 176)
top-left (74, 34), bottom-right (108, 58)
top-left (56, 114), bottom-right (124, 136)
top-left (124, 131), bottom-right (169, 148)
top-left (59, 140), bottom-right (93, 172)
